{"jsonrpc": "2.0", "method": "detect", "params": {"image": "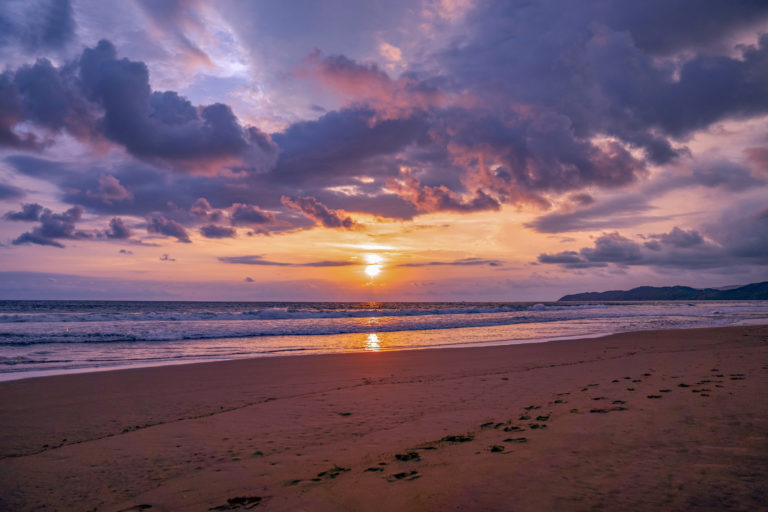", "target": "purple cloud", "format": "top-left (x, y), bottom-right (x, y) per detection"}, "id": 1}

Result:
top-left (11, 205), bottom-right (91, 248)
top-left (200, 224), bottom-right (236, 239)
top-left (146, 215), bottom-right (191, 243)
top-left (280, 196), bottom-right (357, 229)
